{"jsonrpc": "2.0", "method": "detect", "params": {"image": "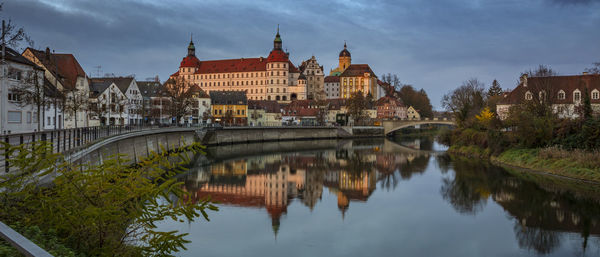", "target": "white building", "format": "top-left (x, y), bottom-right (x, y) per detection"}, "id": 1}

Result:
top-left (22, 47), bottom-right (93, 128)
top-left (497, 73), bottom-right (600, 120)
top-left (324, 76), bottom-right (340, 99)
top-left (0, 47), bottom-right (43, 134)
top-left (89, 80), bottom-right (128, 125)
top-left (90, 77), bottom-right (143, 125)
